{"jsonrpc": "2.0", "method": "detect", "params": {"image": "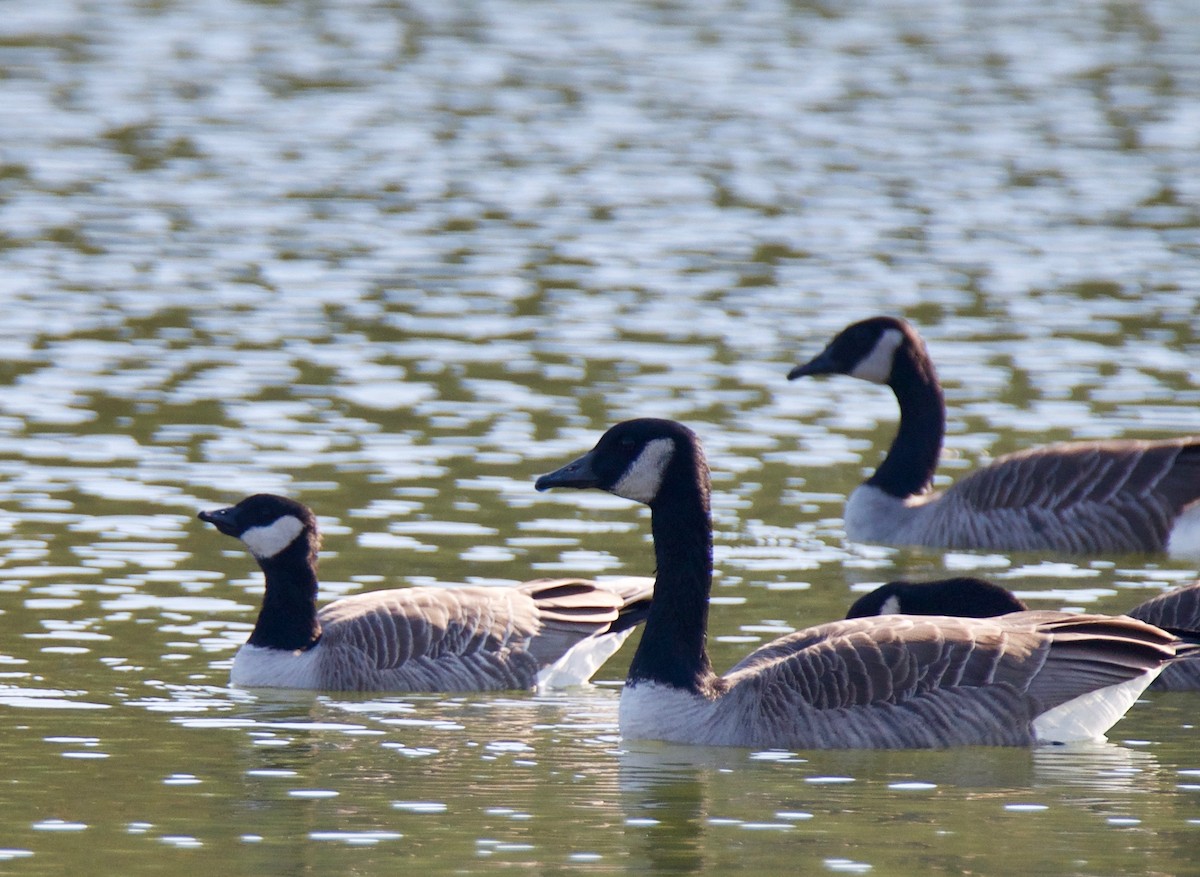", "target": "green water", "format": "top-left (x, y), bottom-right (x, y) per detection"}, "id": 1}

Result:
top-left (1, 0), bottom-right (1199, 873)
